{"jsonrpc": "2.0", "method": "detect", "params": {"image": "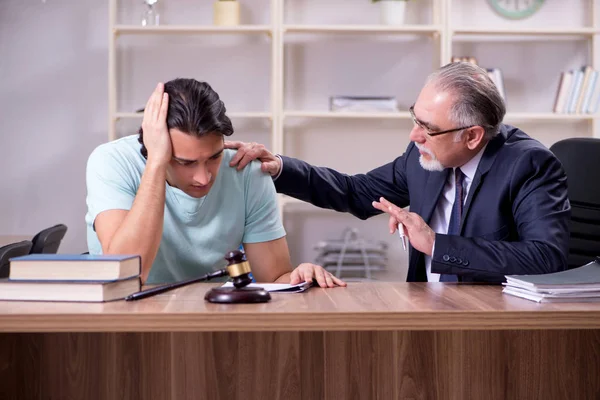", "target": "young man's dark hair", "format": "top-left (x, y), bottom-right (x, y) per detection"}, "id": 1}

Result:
top-left (138, 79), bottom-right (234, 158)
